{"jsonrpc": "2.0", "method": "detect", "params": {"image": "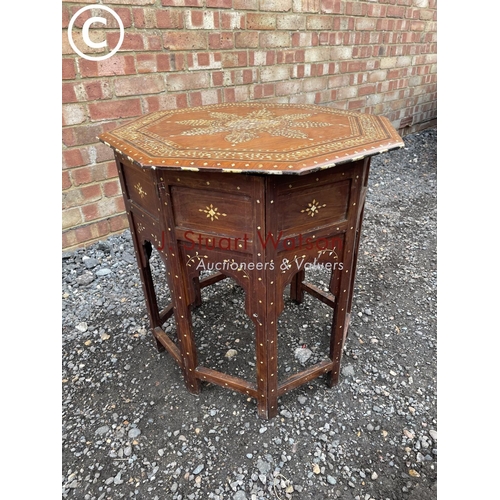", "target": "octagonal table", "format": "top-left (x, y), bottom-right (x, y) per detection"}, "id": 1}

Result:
top-left (100, 102), bottom-right (403, 419)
